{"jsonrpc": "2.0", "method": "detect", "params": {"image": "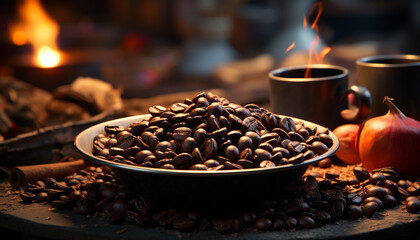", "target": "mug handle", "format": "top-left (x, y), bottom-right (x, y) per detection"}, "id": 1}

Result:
top-left (339, 85), bottom-right (372, 124)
